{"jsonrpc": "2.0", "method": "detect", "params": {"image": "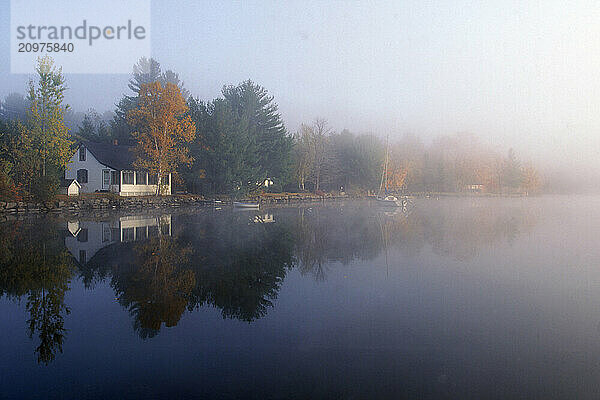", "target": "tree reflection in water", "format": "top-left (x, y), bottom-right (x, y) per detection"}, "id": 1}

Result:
top-left (0, 199), bottom-right (539, 360)
top-left (0, 221), bottom-right (74, 364)
top-left (113, 236), bottom-right (195, 339)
